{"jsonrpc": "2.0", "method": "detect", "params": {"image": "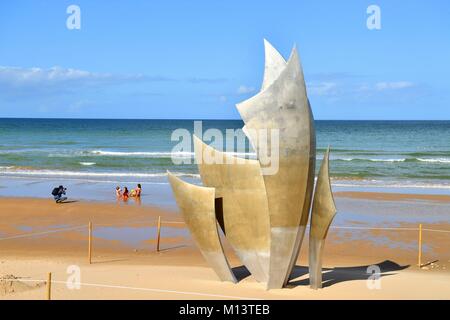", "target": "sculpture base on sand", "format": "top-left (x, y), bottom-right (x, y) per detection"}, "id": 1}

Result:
top-left (308, 236), bottom-right (325, 289)
top-left (267, 226), bottom-right (307, 289)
